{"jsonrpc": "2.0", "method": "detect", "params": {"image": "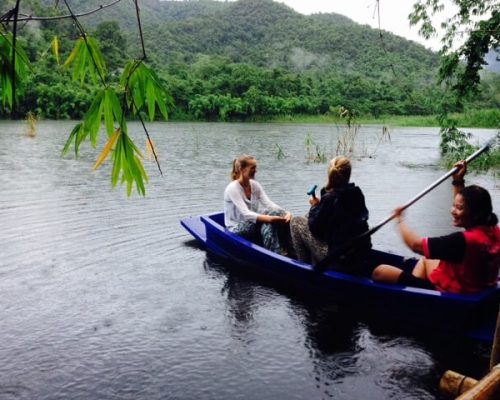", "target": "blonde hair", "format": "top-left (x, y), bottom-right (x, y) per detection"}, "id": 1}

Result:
top-left (326, 156), bottom-right (351, 189)
top-left (231, 155), bottom-right (256, 180)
